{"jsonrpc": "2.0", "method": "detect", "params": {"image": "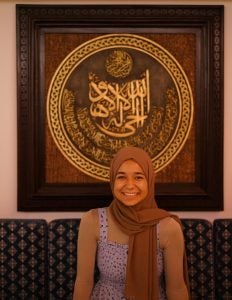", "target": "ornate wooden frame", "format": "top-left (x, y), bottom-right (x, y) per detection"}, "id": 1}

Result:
top-left (16, 5), bottom-right (224, 211)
